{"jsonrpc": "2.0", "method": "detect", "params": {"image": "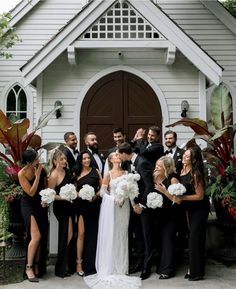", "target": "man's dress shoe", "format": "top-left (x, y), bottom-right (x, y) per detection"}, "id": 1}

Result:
top-left (140, 269), bottom-right (151, 280)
